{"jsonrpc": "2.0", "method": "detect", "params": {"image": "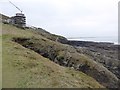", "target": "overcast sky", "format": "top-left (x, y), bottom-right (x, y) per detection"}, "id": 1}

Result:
top-left (0, 0), bottom-right (119, 38)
